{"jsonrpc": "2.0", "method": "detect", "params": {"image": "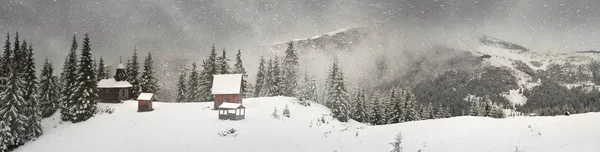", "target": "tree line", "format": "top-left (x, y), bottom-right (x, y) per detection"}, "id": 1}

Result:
top-left (0, 32), bottom-right (159, 151)
top-left (175, 45), bottom-right (248, 102)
